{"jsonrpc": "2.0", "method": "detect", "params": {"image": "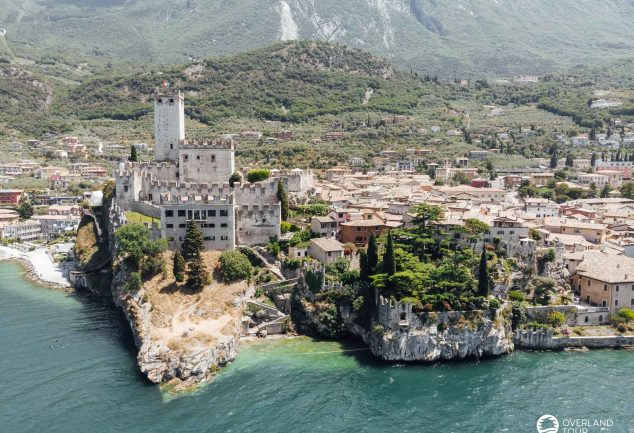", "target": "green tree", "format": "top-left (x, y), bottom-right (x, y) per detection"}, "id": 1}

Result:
top-left (17, 196), bottom-right (34, 220)
top-left (359, 248), bottom-right (370, 284)
top-left (550, 149), bottom-right (558, 169)
top-left (173, 251), bottom-right (186, 282)
top-left (477, 250), bottom-right (489, 296)
top-left (565, 153), bottom-right (574, 167)
top-left (590, 152), bottom-right (597, 167)
top-left (115, 223), bottom-right (167, 271)
top-left (219, 251), bottom-right (252, 282)
top-left (182, 221), bottom-right (204, 260)
top-left (410, 203), bottom-right (443, 233)
top-left (621, 181), bottom-right (634, 199)
top-left (247, 169), bottom-right (270, 183)
top-left (187, 254), bottom-right (210, 291)
top-left (129, 145), bottom-right (138, 162)
top-left (101, 179), bottom-right (116, 201)
top-left (600, 184), bottom-right (611, 198)
top-left (277, 180), bottom-right (289, 221)
top-left (383, 231), bottom-right (396, 277)
top-left (228, 172), bottom-right (242, 187)
top-left (367, 233), bottom-right (379, 275)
